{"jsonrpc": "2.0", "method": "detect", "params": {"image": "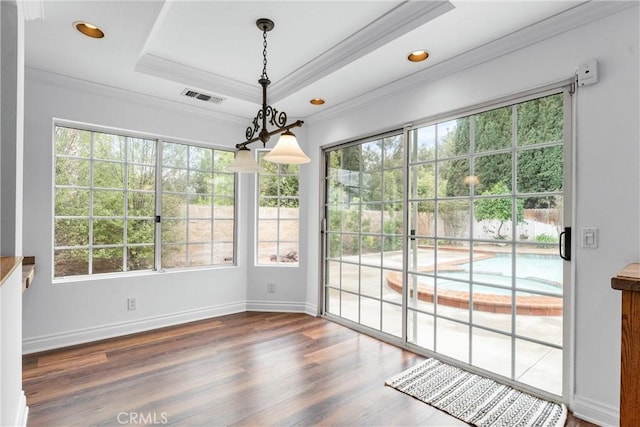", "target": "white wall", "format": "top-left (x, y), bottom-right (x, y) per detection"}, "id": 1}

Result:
top-left (1, 0), bottom-right (24, 257)
top-left (305, 7), bottom-right (639, 426)
top-left (22, 69), bottom-right (251, 352)
top-left (1, 265), bottom-right (27, 427)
